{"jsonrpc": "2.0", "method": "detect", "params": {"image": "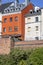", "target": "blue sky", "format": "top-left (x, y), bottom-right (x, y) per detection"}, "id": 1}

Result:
top-left (2, 0), bottom-right (43, 8)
